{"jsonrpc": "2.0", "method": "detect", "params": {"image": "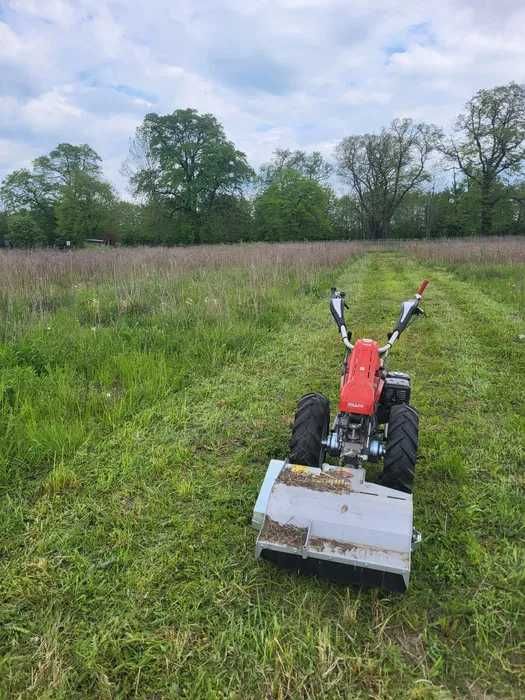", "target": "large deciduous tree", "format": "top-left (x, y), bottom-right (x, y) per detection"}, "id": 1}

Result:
top-left (254, 168), bottom-right (333, 241)
top-left (128, 108), bottom-right (253, 243)
top-left (55, 171), bottom-right (115, 246)
top-left (0, 143), bottom-right (111, 247)
top-left (330, 194), bottom-right (363, 239)
top-left (441, 82), bottom-right (525, 234)
top-left (0, 168), bottom-right (56, 243)
top-left (336, 119), bottom-right (441, 238)
top-left (34, 143), bottom-right (102, 189)
top-left (259, 149), bottom-right (332, 188)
